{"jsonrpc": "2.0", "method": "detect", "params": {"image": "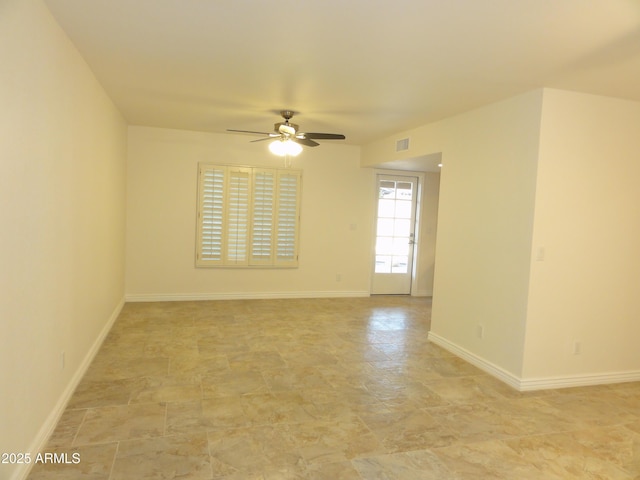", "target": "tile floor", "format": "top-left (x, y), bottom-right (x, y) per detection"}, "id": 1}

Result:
top-left (28, 296), bottom-right (640, 479)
